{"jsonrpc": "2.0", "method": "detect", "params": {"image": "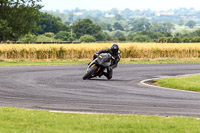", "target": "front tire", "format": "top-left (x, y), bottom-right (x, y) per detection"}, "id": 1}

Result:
top-left (83, 66), bottom-right (98, 80)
